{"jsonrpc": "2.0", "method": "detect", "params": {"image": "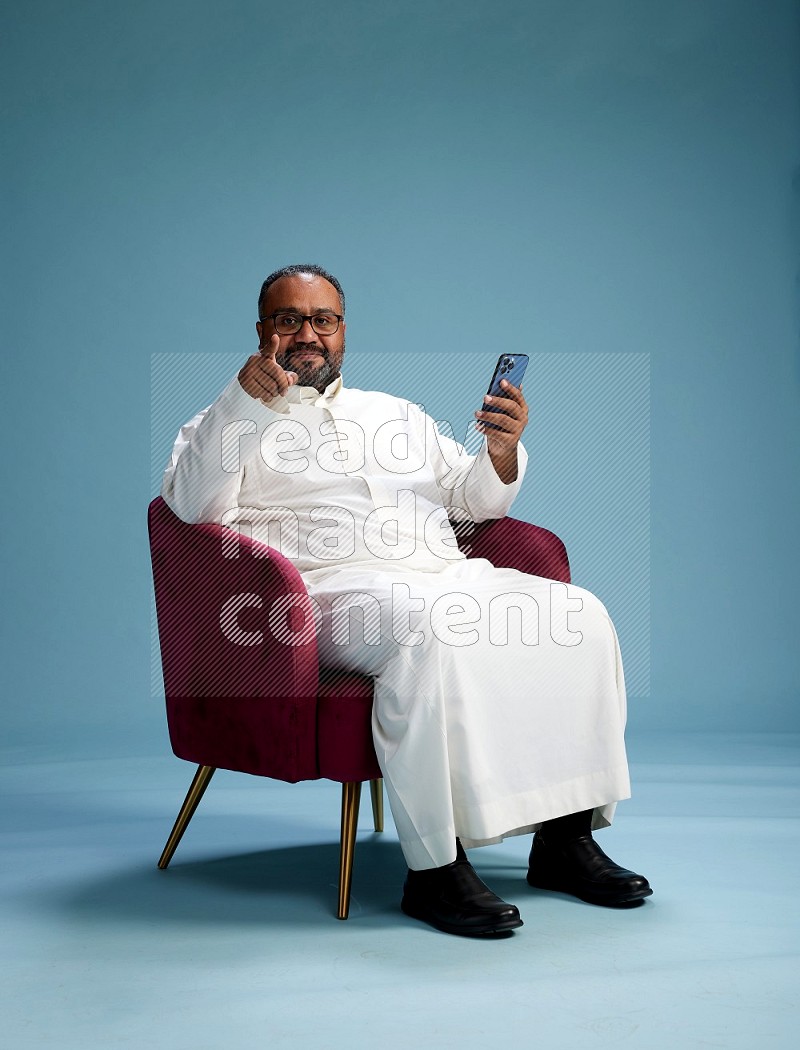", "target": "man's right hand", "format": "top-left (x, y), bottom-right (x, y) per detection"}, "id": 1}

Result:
top-left (238, 335), bottom-right (298, 403)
